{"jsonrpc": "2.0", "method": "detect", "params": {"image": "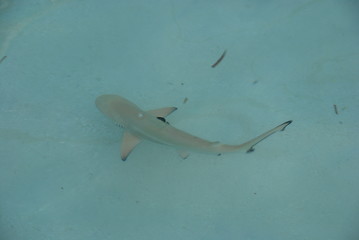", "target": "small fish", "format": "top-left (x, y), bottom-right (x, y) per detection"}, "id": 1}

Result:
top-left (333, 104), bottom-right (338, 115)
top-left (211, 50), bottom-right (226, 68)
top-left (0, 56), bottom-right (7, 64)
top-left (96, 95), bottom-right (292, 161)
